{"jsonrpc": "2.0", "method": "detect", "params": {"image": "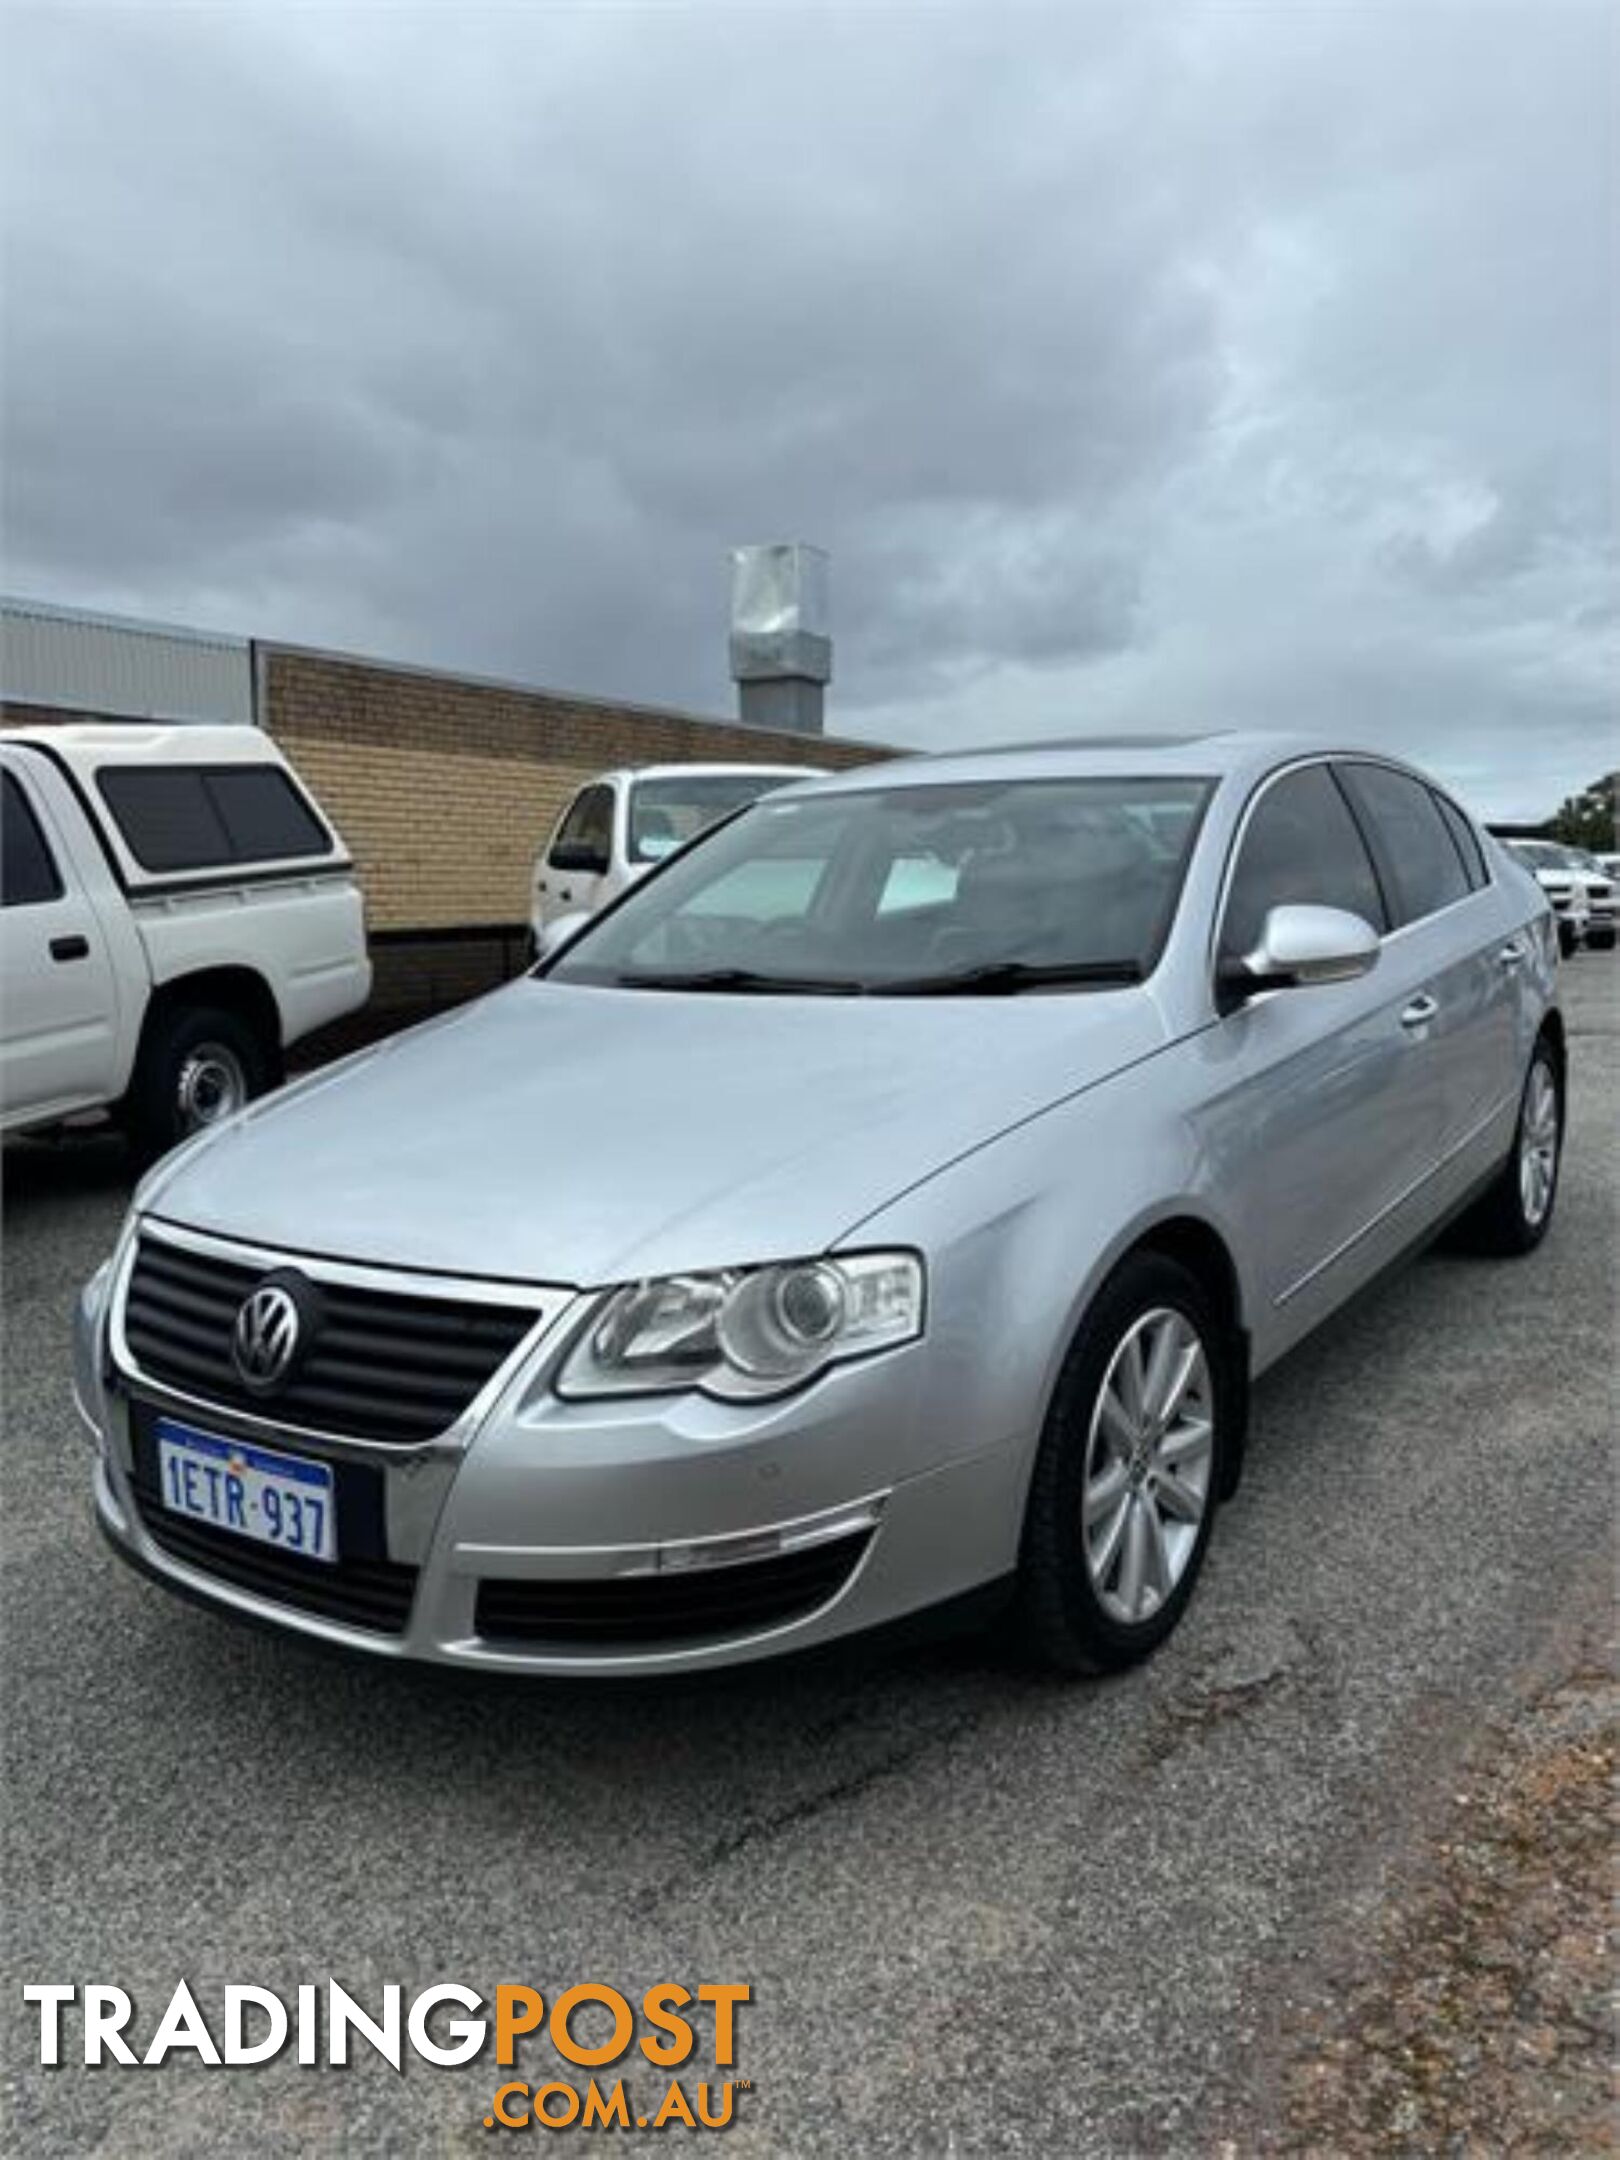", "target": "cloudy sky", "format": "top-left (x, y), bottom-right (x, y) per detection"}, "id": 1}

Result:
top-left (2, 2), bottom-right (1614, 816)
